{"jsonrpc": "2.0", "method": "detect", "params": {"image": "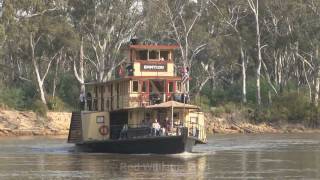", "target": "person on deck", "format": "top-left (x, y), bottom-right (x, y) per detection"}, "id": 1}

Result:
top-left (120, 124), bottom-right (128, 139)
top-left (126, 63), bottom-right (134, 76)
top-left (152, 119), bottom-right (161, 136)
top-left (79, 90), bottom-right (86, 110)
top-left (165, 117), bottom-right (171, 134)
top-left (86, 92), bottom-right (92, 111)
